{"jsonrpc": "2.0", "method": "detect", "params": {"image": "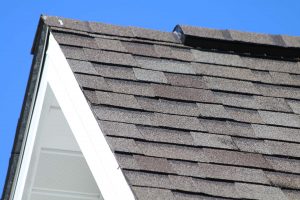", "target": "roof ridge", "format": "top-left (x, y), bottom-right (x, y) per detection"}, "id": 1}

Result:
top-left (41, 15), bottom-right (181, 44)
